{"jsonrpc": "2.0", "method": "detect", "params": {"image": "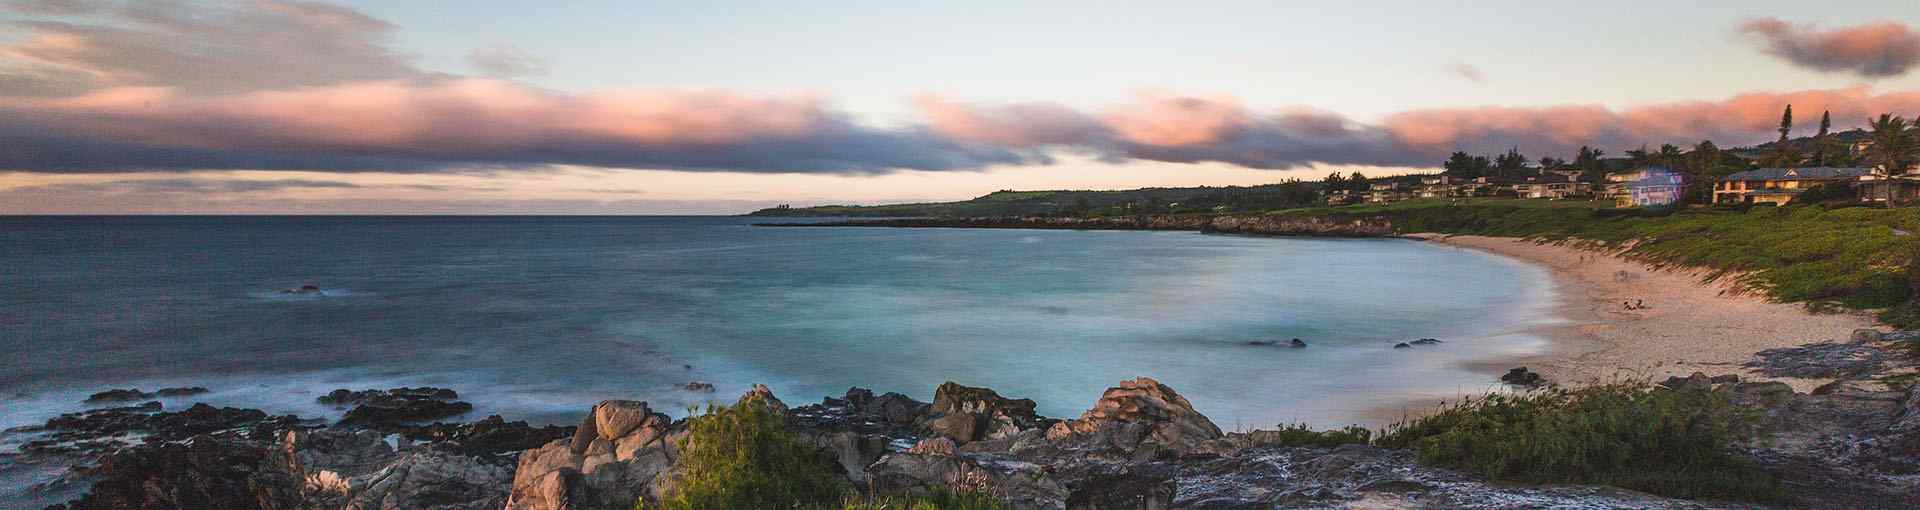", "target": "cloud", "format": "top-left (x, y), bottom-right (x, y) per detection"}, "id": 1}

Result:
top-left (1739, 18), bottom-right (1920, 77)
top-left (914, 94), bottom-right (1425, 169)
top-left (1382, 86), bottom-right (1920, 157)
top-left (468, 44), bottom-right (548, 78)
top-left (0, 79), bottom-right (1042, 173)
top-left (1448, 63), bottom-right (1484, 82)
top-left (0, 0), bottom-right (423, 96)
top-left (4, 0), bottom-right (101, 16)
